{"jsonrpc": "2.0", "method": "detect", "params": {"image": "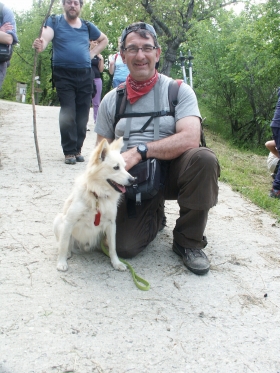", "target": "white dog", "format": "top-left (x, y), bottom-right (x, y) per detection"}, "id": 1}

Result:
top-left (53, 137), bottom-right (135, 272)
